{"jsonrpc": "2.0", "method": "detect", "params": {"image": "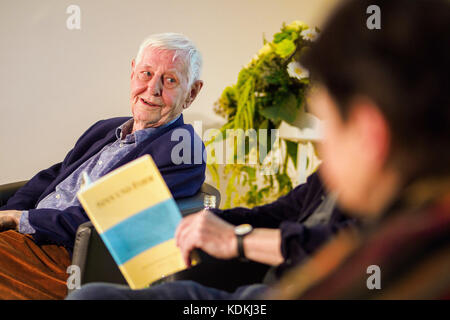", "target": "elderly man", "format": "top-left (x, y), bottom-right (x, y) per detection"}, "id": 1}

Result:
top-left (68, 0), bottom-right (450, 301)
top-left (0, 33), bottom-right (206, 299)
